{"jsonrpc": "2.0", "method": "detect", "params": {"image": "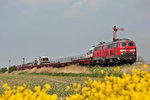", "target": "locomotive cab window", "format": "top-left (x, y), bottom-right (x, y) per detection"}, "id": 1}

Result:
top-left (121, 43), bottom-right (127, 47)
top-left (89, 50), bottom-right (93, 54)
top-left (128, 42), bottom-right (134, 46)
